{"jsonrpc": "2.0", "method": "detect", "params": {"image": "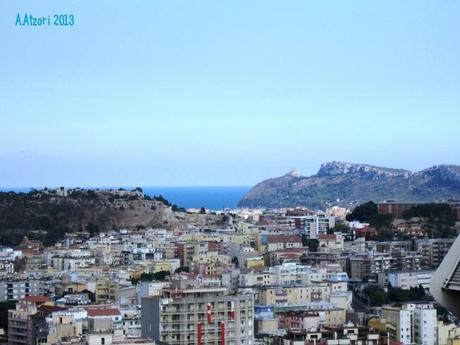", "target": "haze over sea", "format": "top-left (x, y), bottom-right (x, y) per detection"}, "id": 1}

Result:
top-left (0, 186), bottom-right (251, 211)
